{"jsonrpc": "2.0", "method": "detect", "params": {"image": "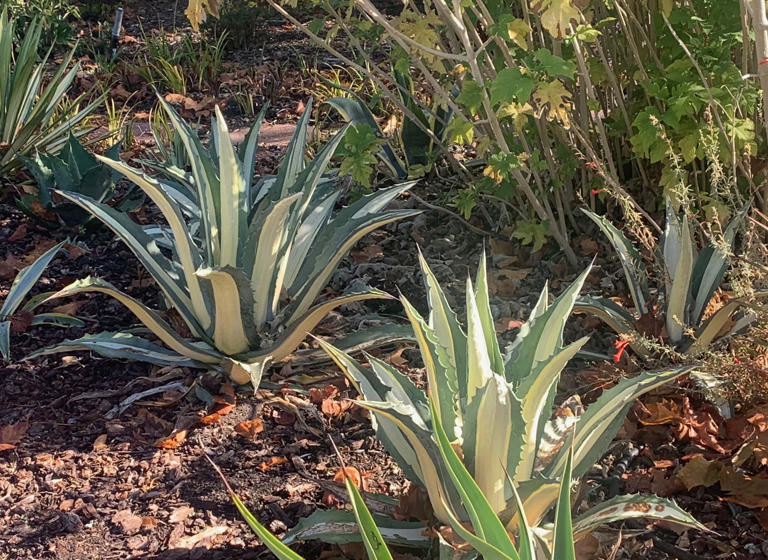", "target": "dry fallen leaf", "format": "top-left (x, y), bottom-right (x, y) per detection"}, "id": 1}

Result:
top-left (0, 420), bottom-right (29, 451)
top-left (350, 244), bottom-right (383, 264)
top-left (333, 466), bottom-right (364, 490)
top-left (112, 509), bottom-right (143, 535)
top-left (170, 525), bottom-right (227, 549)
top-left (8, 223), bottom-right (27, 242)
top-left (234, 418), bottom-right (264, 439)
top-left (201, 382), bottom-right (236, 424)
top-left (92, 434), bottom-right (108, 451)
top-left (637, 400), bottom-right (682, 426)
top-left (169, 505), bottom-right (195, 524)
top-left (677, 455), bottom-right (721, 490)
top-left (259, 456), bottom-right (289, 471)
